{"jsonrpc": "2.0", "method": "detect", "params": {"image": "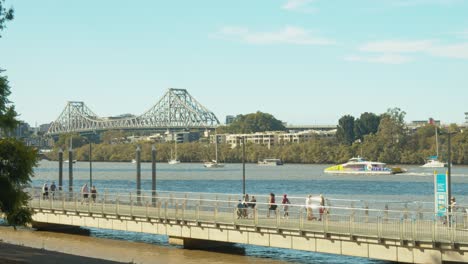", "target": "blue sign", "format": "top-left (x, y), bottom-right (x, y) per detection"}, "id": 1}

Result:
top-left (434, 173), bottom-right (448, 217)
